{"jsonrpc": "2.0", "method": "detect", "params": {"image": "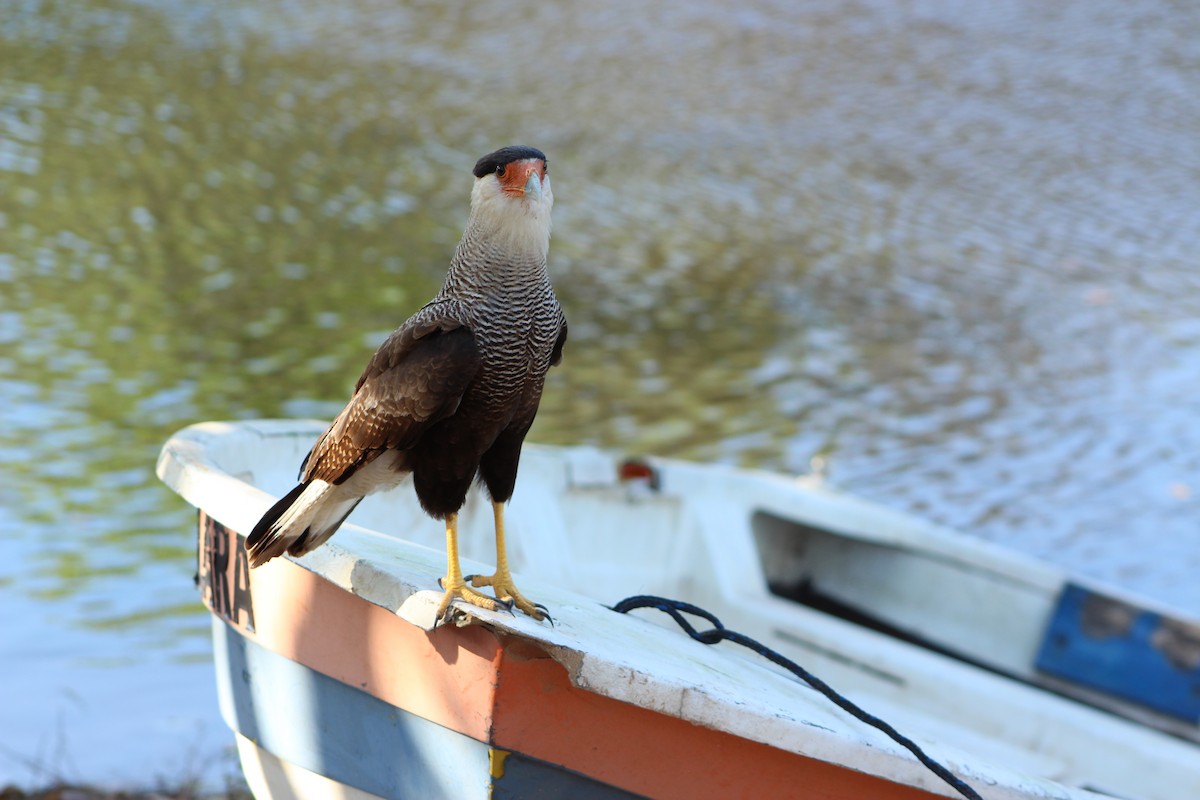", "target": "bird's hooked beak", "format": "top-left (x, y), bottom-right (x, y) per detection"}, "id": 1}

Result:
top-left (499, 158), bottom-right (546, 201)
